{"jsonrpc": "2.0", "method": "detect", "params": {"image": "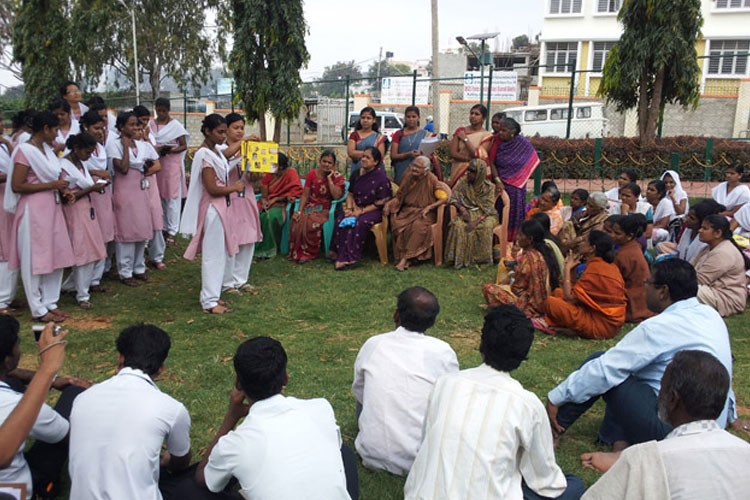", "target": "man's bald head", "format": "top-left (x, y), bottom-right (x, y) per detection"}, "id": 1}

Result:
top-left (396, 287), bottom-right (440, 333)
